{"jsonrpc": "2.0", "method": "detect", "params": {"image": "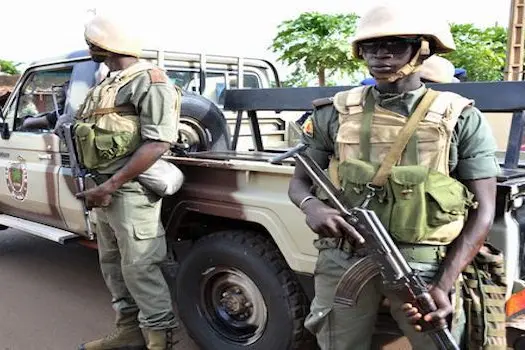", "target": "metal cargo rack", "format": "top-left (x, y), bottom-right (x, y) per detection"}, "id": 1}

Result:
top-left (223, 81), bottom-right (525, 179)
